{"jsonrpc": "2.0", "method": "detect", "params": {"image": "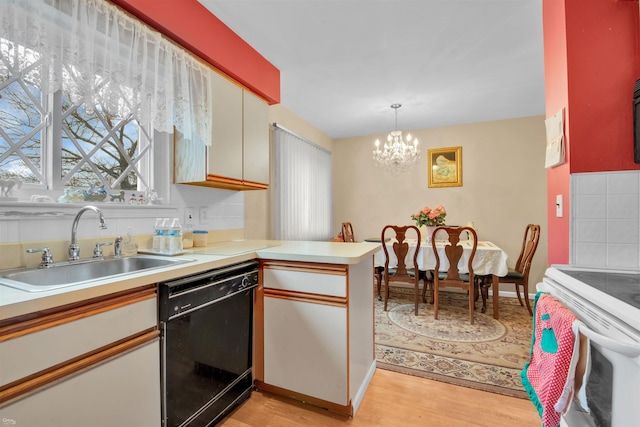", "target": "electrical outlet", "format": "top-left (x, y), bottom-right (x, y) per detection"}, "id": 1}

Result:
top-left (184, 207), bottom-right (195, 225)
top-left (199, 207), bottom-right (209, 224)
